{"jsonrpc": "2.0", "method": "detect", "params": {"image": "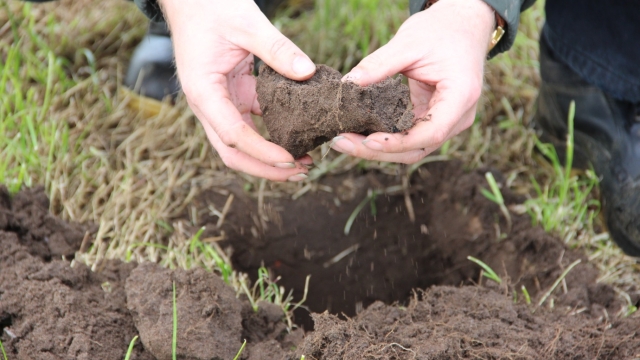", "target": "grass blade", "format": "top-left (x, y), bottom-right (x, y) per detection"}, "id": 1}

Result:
top-left (172, 281), bottom-right (177, 360)
top-left (344, 190), bottom-right (376, 235)
top-left (233, 339), bottom-right (247, 360)
top-left (467, 256), bottom-right (502, 284)
top-left (124, 335), bottom-right (138, 360)
top-left (0, 338), bottom-right (7, 360)
top-left (537, 259), bottom-right (581, 309)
